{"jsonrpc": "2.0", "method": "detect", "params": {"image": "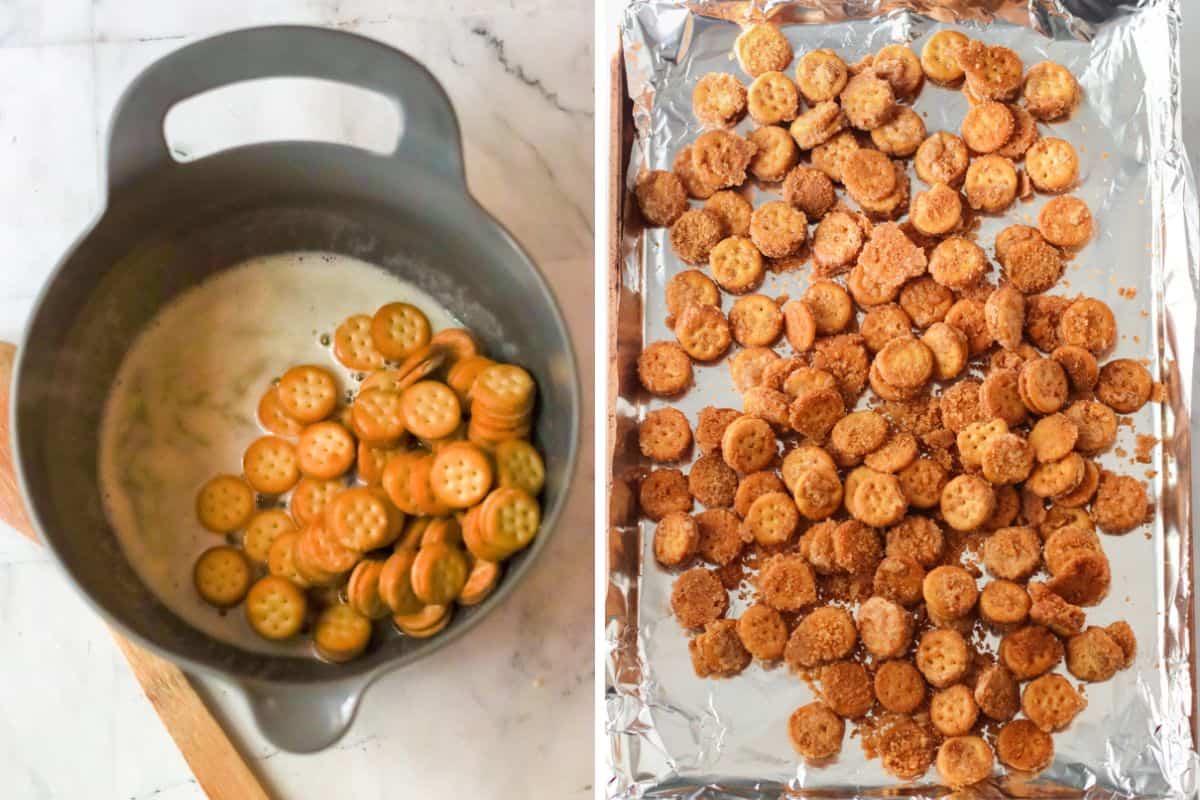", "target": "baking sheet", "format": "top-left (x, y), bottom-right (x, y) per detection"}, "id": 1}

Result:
top-left (605, 1), bottom-right (1199, 797)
